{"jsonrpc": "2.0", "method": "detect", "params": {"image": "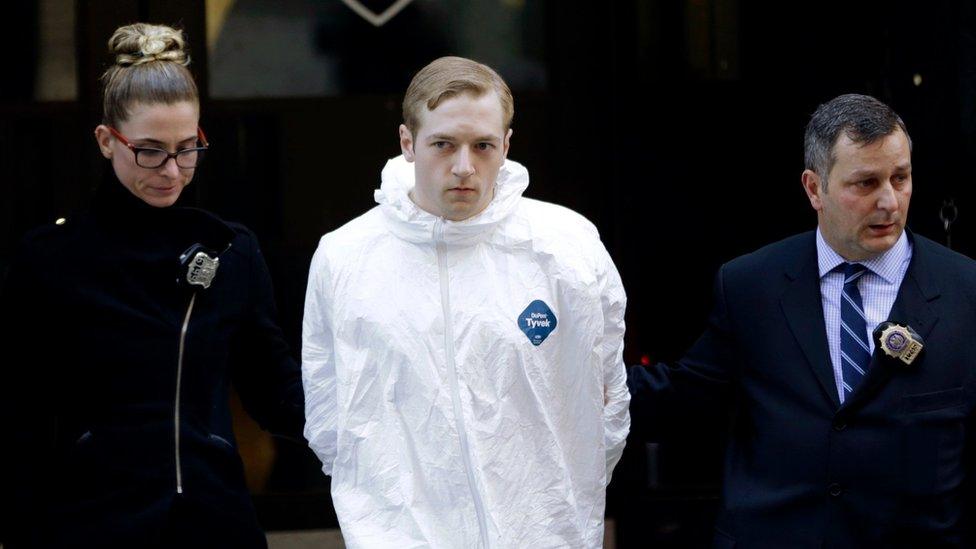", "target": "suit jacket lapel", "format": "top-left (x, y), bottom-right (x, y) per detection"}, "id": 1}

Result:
top-left (886, 239), bottom-right (940, 342)
top-left (781, 236), bottom-right (840, 409)
top-left (841, 232), bottom-right (941, 412)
